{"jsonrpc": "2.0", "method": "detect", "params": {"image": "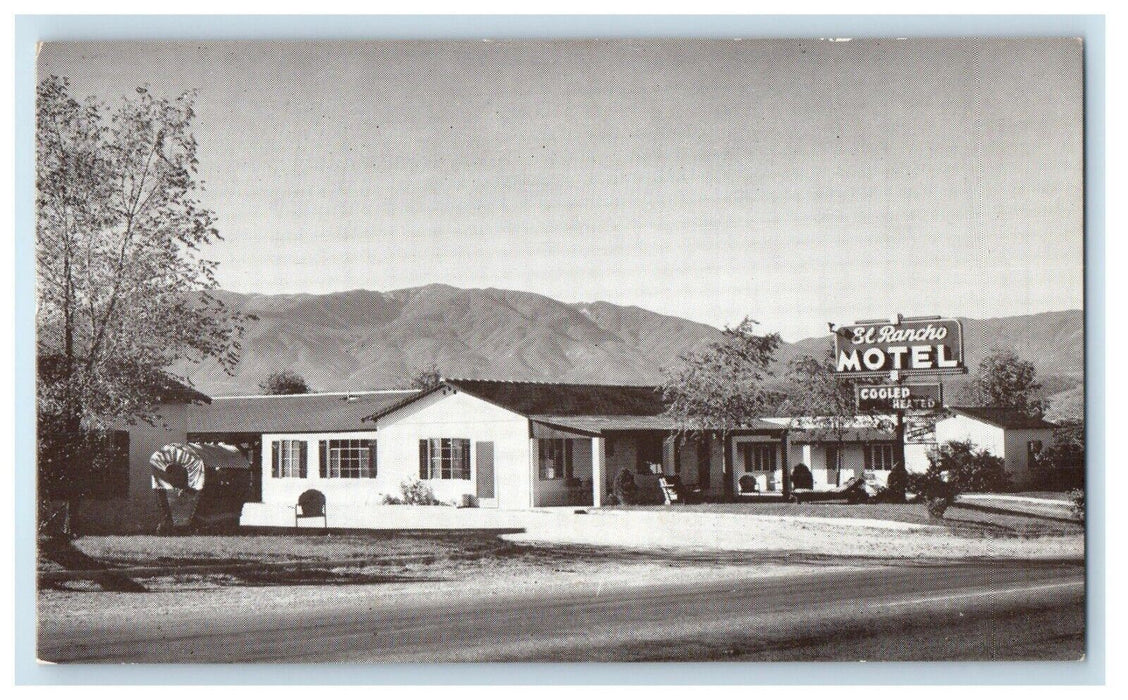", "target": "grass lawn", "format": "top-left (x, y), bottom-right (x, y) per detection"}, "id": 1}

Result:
top-left (608, 502), bottom-right (1083, 536)
top-left (48, 531), bottom-right (515, 570)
